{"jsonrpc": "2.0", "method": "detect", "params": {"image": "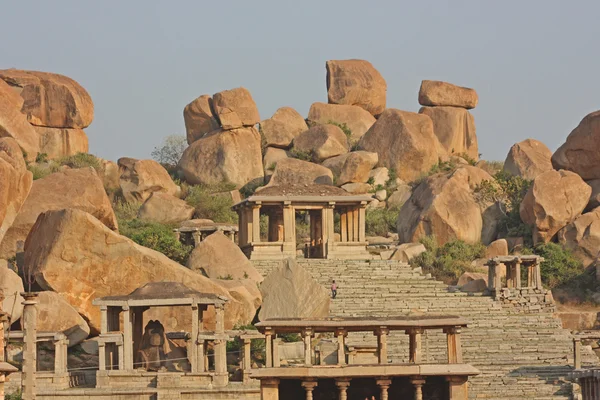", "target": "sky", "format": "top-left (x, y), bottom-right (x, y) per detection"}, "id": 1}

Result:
top-left (2, 0), bottom-right (600, 162)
